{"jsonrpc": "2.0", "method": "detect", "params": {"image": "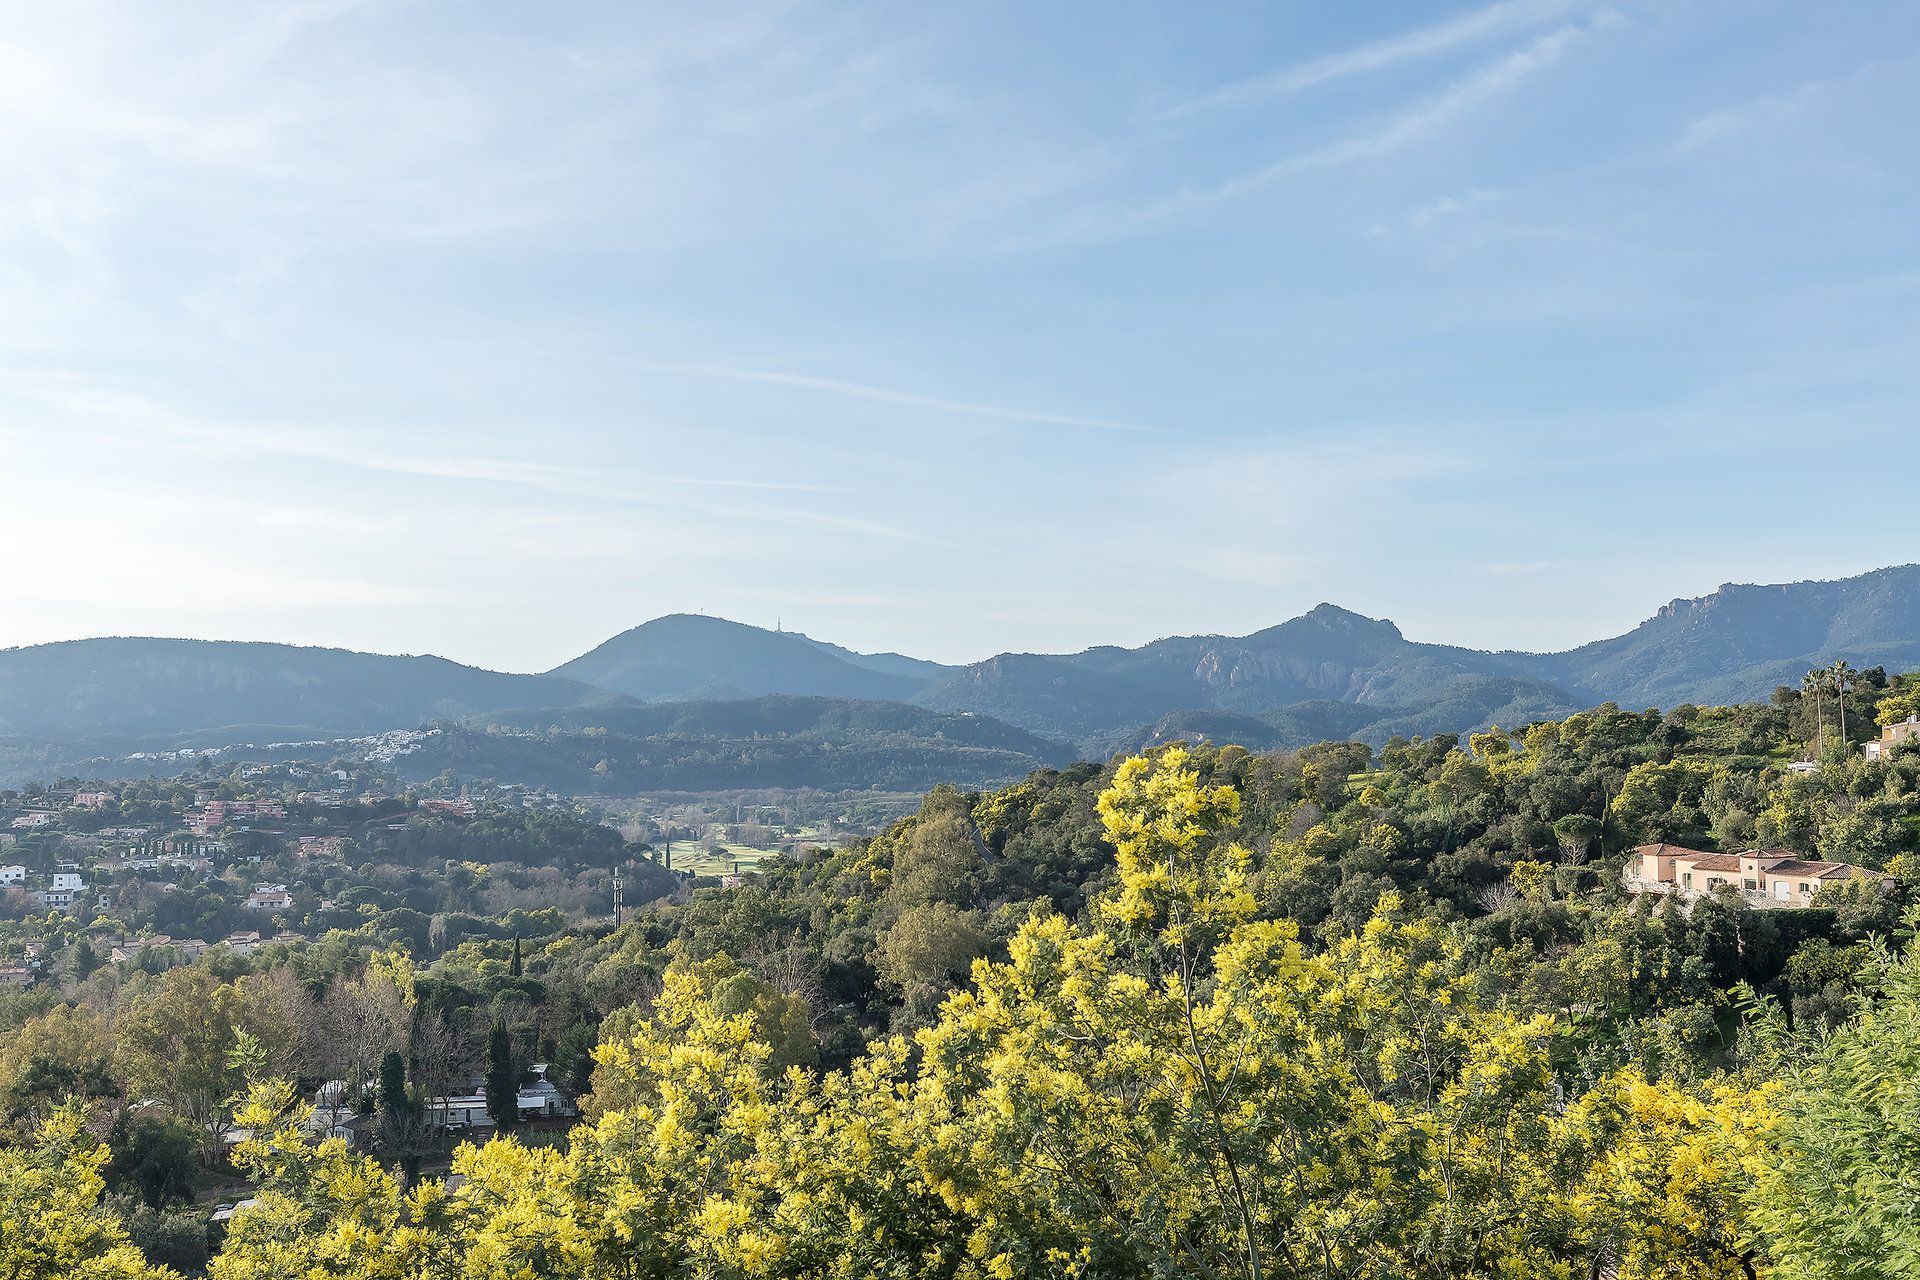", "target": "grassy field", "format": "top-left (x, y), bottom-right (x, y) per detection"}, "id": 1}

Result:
top-left (650, 822), bottom-right (842, 880)
top-left (671, 842), bottom-right (781, 878)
